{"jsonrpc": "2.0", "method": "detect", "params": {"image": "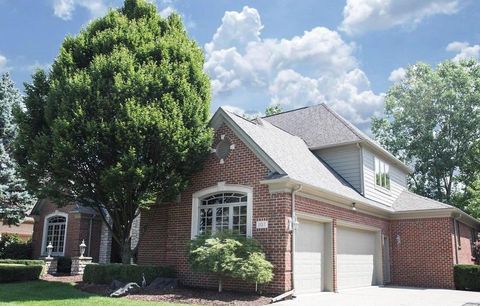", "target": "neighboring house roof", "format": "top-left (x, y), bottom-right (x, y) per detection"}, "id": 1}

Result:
top-left (393, 190), bottom-right (453, 212)
top-left (263, 103), bottom-right (411, 173)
